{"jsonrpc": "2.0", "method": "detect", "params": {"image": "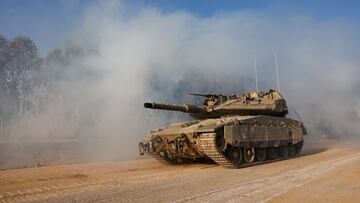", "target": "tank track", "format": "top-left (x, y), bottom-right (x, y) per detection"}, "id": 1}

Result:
top-left (198, 133), bottom-right (288, 168)
top-left (149, 135), bottom-right (177, 165)
top-left (197, 133), bottom-right (235, 168)
top-left (149, 129), bottom-right (303, 168)
top-left (153, 153), bottom-right (172, 165)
